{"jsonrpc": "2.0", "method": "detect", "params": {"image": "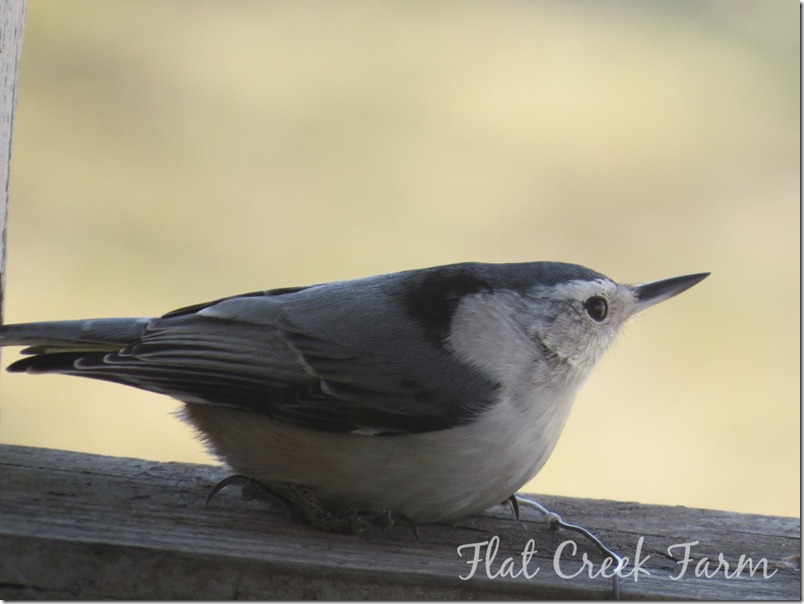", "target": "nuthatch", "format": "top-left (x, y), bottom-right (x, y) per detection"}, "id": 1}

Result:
top-left (0, 261), bottom-right (708, 532)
